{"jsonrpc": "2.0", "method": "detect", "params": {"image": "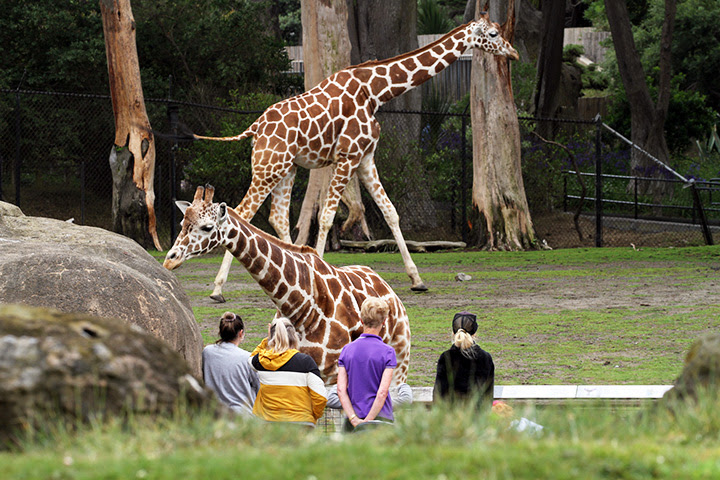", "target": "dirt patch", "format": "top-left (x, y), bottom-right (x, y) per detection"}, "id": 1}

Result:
top-left (170, 243), bottom-right (719, 388)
